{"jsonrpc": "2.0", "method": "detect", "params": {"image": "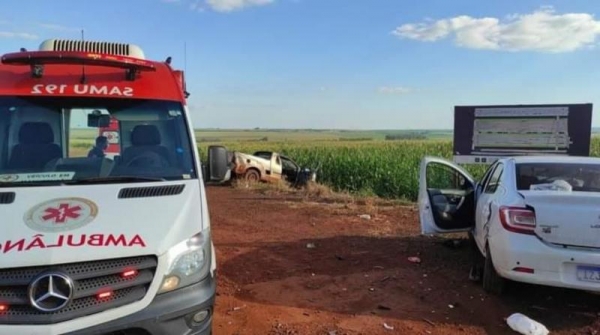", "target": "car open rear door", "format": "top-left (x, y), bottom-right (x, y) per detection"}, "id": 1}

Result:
top-left (419, 156), bottom-right (477, 235)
